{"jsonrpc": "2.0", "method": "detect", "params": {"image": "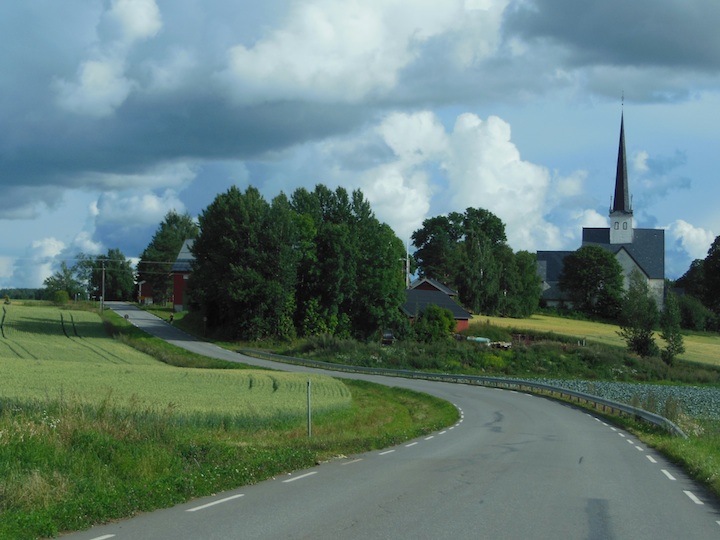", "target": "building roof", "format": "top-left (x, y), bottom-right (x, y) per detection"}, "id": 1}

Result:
top-left (536, 250), bottom-right (573, 282)
top-left (408, 276), bottom-right (458, 296)
top-left (582, 227), bottom-right (665, 279)
top-left (171, 239), bottom-right (195, 273)
top-left (612, 113), bottom-right (632, 215)
top-left (401, 289), bottom-right (471, 320)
